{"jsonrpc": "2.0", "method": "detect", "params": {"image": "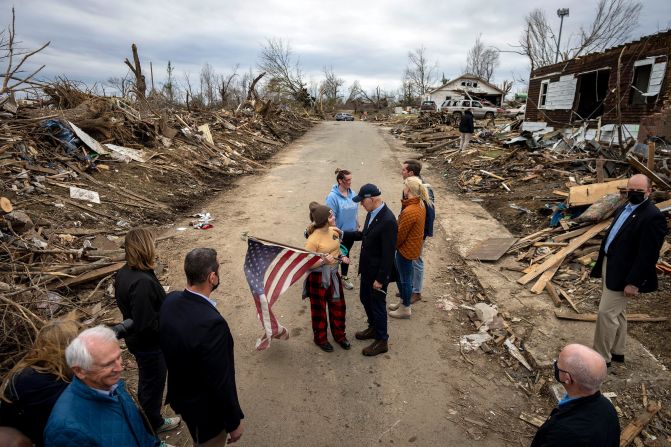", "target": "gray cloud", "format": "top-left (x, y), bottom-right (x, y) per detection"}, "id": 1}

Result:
top-left (10, 0), bottom-right (671, 95)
